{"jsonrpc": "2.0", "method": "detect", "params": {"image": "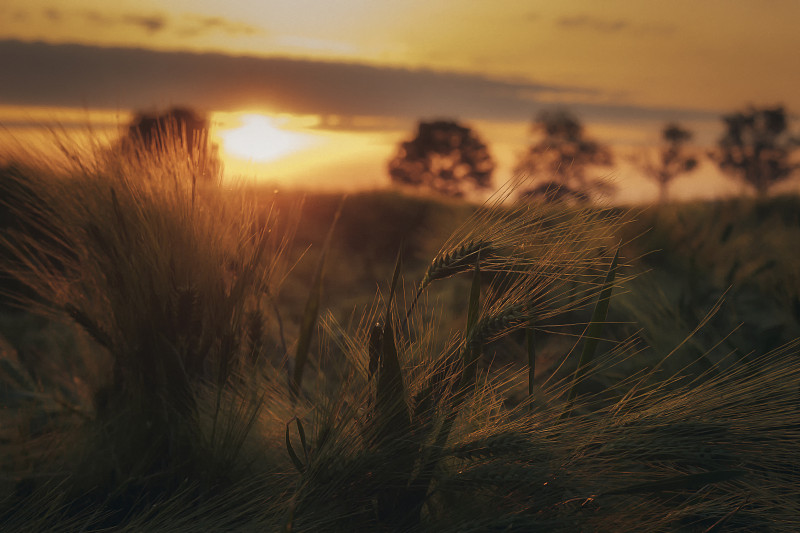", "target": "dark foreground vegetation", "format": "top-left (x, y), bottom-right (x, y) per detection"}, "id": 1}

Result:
top-left (1, 139), bottom-right (799, 531)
